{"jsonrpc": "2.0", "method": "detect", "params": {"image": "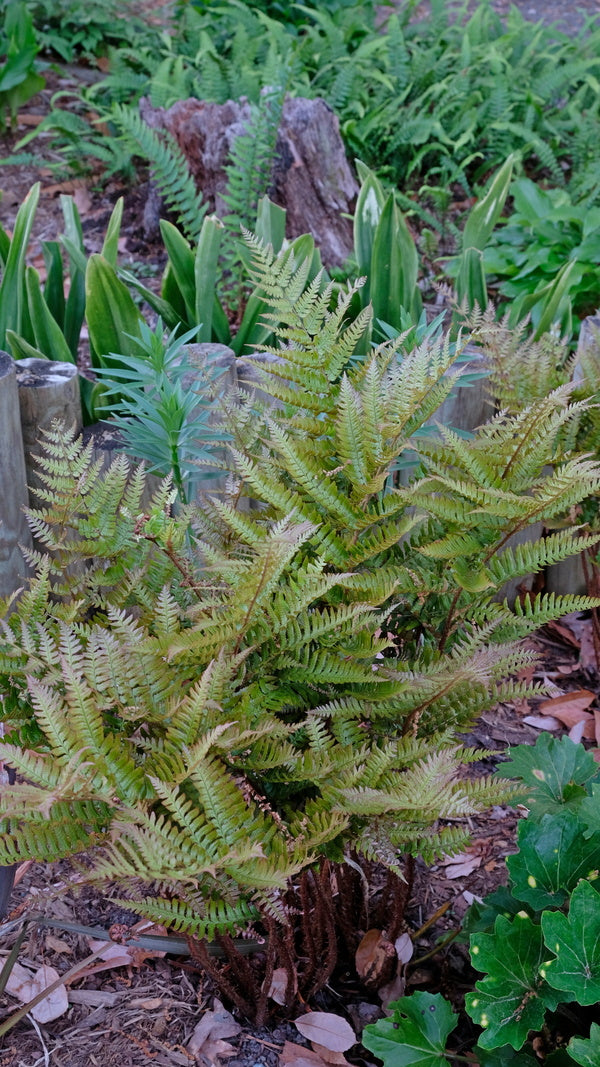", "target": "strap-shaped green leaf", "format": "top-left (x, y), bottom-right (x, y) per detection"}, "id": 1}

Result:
top-left (541, 880), bottom-right (600, 1005)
